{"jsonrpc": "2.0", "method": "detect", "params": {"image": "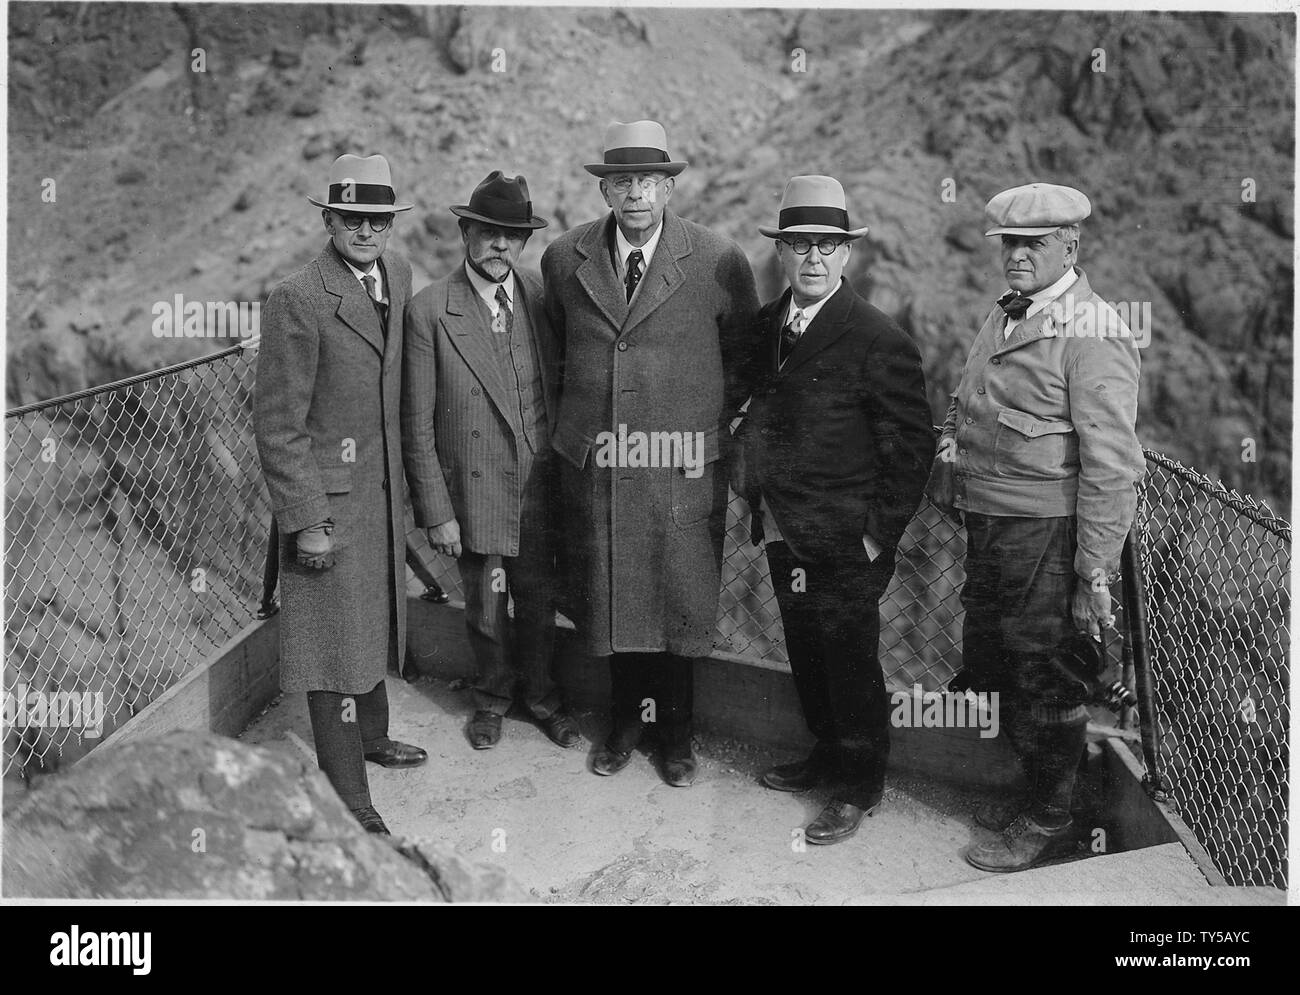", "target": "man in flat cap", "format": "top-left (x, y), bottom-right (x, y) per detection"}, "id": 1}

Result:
top-left (254, 153), bottom-right (425, 836)
top-left (403, 171), bottom-right (581, 752)
top-left (740, 176), bottom-right (933, 844)
top-left (927, 182), bottom-right (1144, 872)
top-left (542, 120), bottom-right (759, 785)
